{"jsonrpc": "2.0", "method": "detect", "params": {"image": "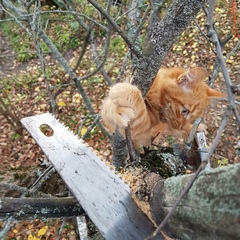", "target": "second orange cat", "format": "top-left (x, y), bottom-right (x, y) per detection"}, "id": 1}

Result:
top-left (101, 67), bottom-right (225, 147)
